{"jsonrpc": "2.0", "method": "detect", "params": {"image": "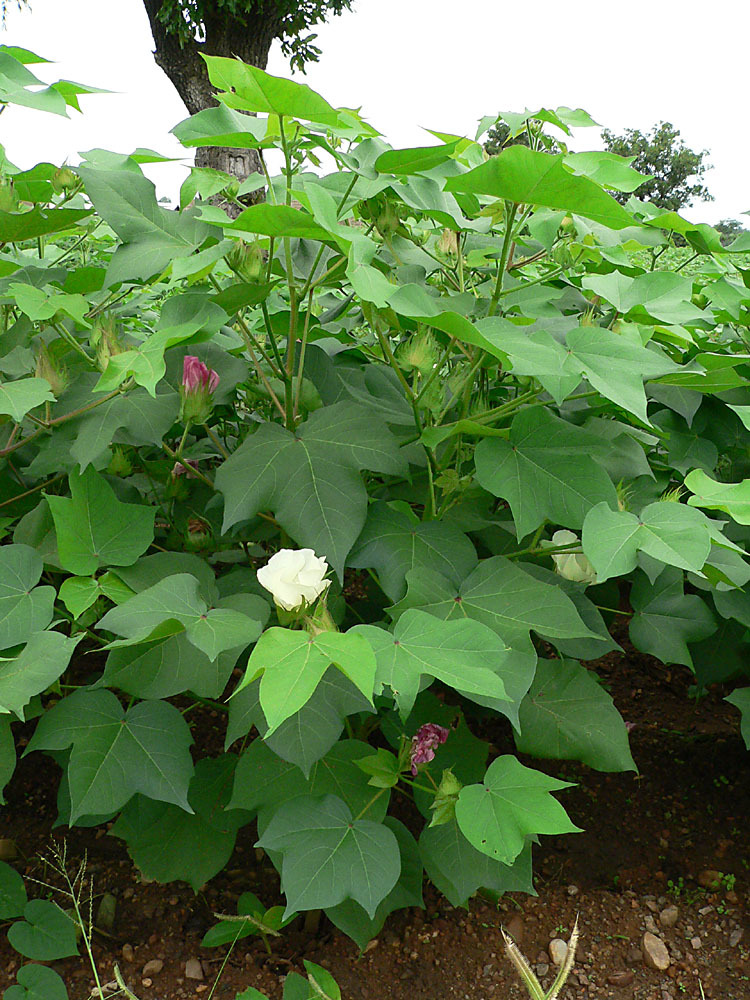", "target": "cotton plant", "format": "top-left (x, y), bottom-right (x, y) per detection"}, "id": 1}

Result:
top-left (502, 917), bottom-right (579, 1000)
